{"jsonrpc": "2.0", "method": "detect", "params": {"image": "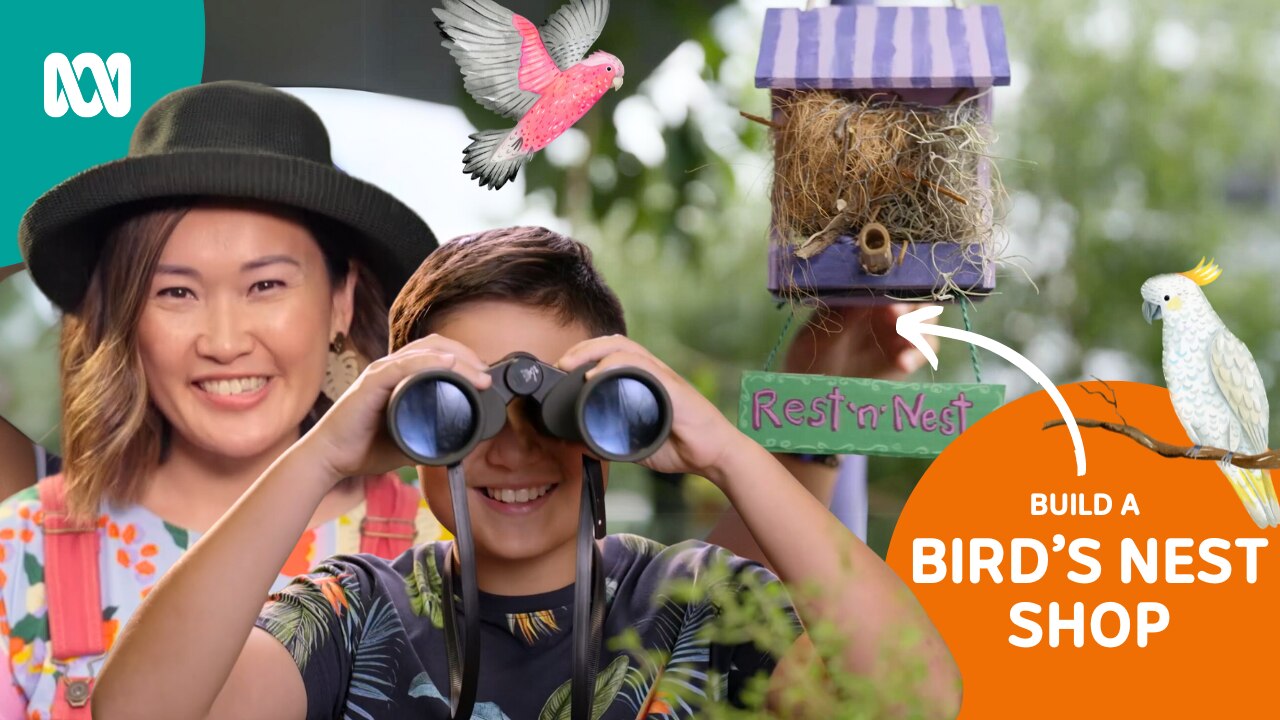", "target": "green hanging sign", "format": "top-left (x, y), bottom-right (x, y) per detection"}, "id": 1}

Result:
top-left (738, 371), bottom-right (1005, 459)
